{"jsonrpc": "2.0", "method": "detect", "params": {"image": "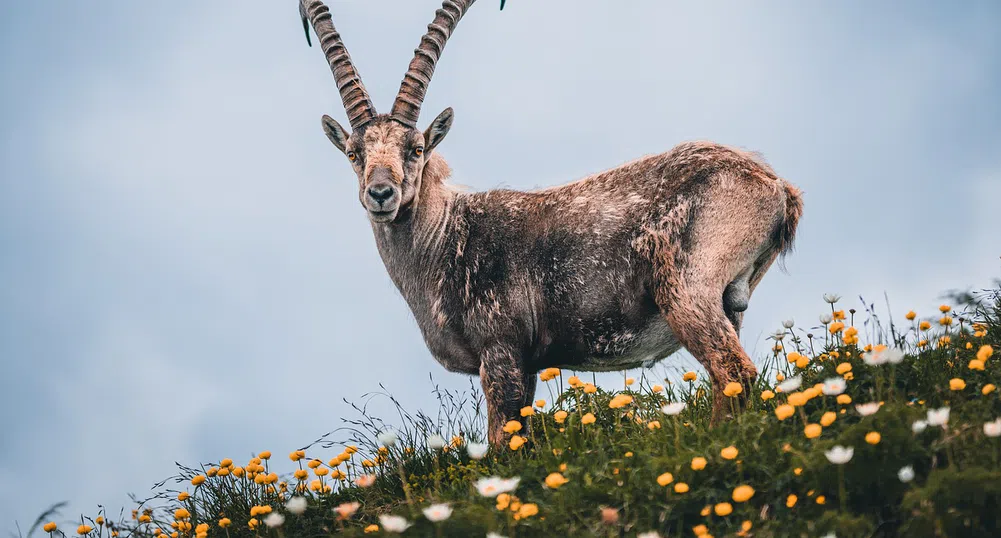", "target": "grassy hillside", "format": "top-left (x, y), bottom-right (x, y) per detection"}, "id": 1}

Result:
top-left (28, 287), bottom-right (1001, 538)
